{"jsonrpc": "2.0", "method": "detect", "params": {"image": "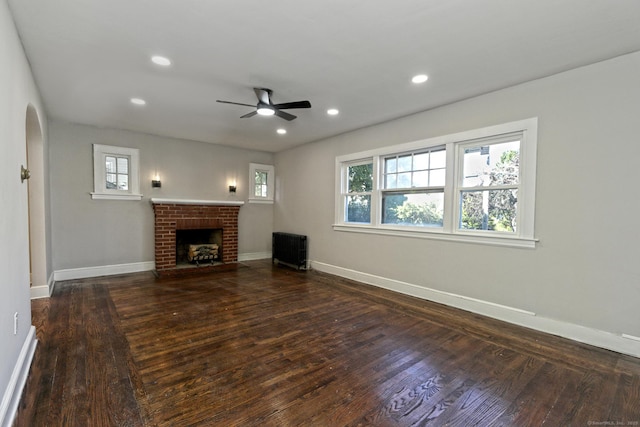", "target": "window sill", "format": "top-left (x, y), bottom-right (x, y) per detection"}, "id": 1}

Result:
top-left (332, 224), bottom-right (537, 249)
top-left (248, 198), bottom-right (274, 205)
top-left (91, 192), bottom-right (143, 201)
